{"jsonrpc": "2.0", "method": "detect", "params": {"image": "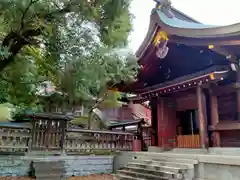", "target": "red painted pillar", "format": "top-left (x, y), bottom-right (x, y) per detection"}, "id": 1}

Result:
top-left (197, 85), bottom-right (206, 148)
top-left (210, 89), bottom-right (220, 147)
top-left (150, 98), bottom-right (159, 147)
top-left (157, 98), bottom-right (165, 147)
